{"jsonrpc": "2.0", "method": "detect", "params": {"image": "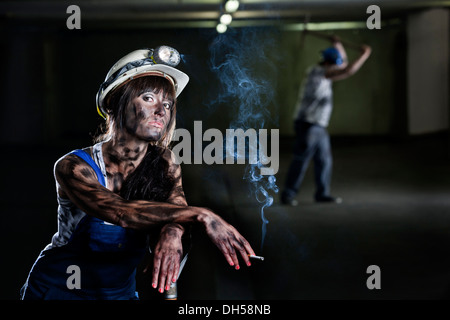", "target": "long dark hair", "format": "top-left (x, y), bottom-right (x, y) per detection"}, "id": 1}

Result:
top-left (95, 76), bottom-right (177, 201)
top-left (120, 145), bottom-right (175, 201)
